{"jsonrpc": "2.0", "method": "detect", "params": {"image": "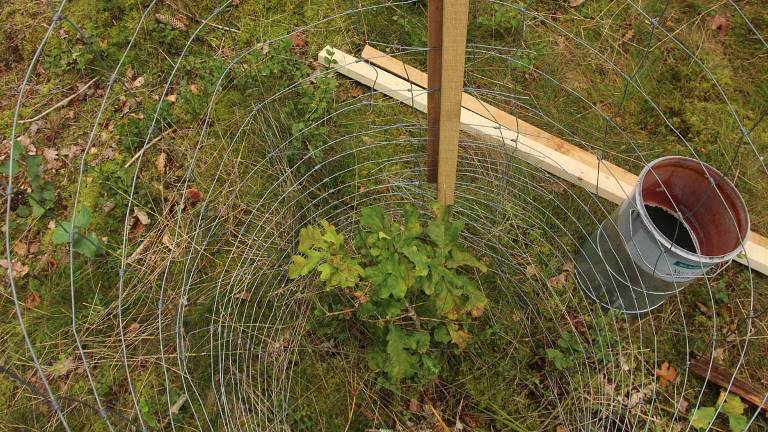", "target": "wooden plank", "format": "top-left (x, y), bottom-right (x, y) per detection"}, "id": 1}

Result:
top-left (689, 352), bottom-right (768, 413)
top-left (319, 46), bottom-right (768, 276)
top-left (361, 44), bottom-right (638, 189)
top-left (435, 0), bottom-right (469, 204)
top-left (426, 0), bottom-right (442, 183)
